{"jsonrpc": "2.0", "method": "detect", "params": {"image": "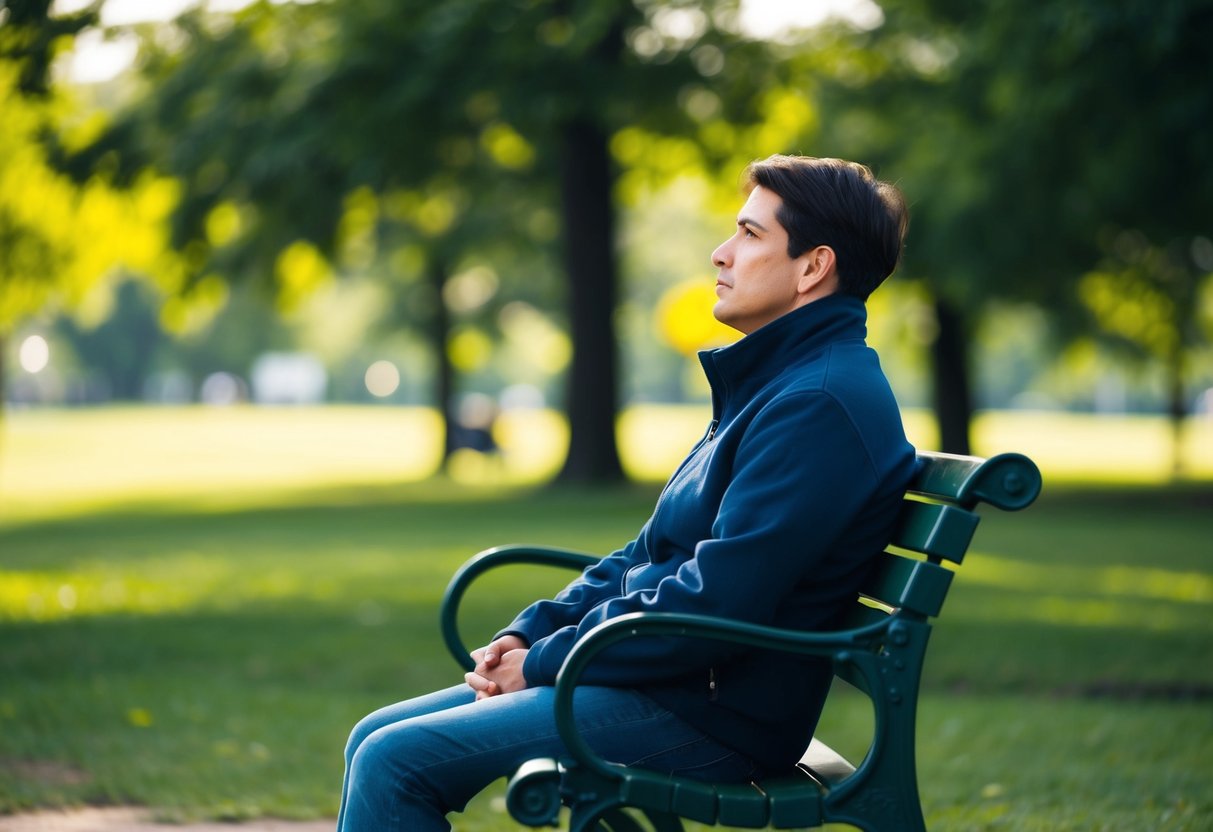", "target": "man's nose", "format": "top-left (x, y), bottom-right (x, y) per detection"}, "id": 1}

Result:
top-left (712, 239), bottom-right (730, 268)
